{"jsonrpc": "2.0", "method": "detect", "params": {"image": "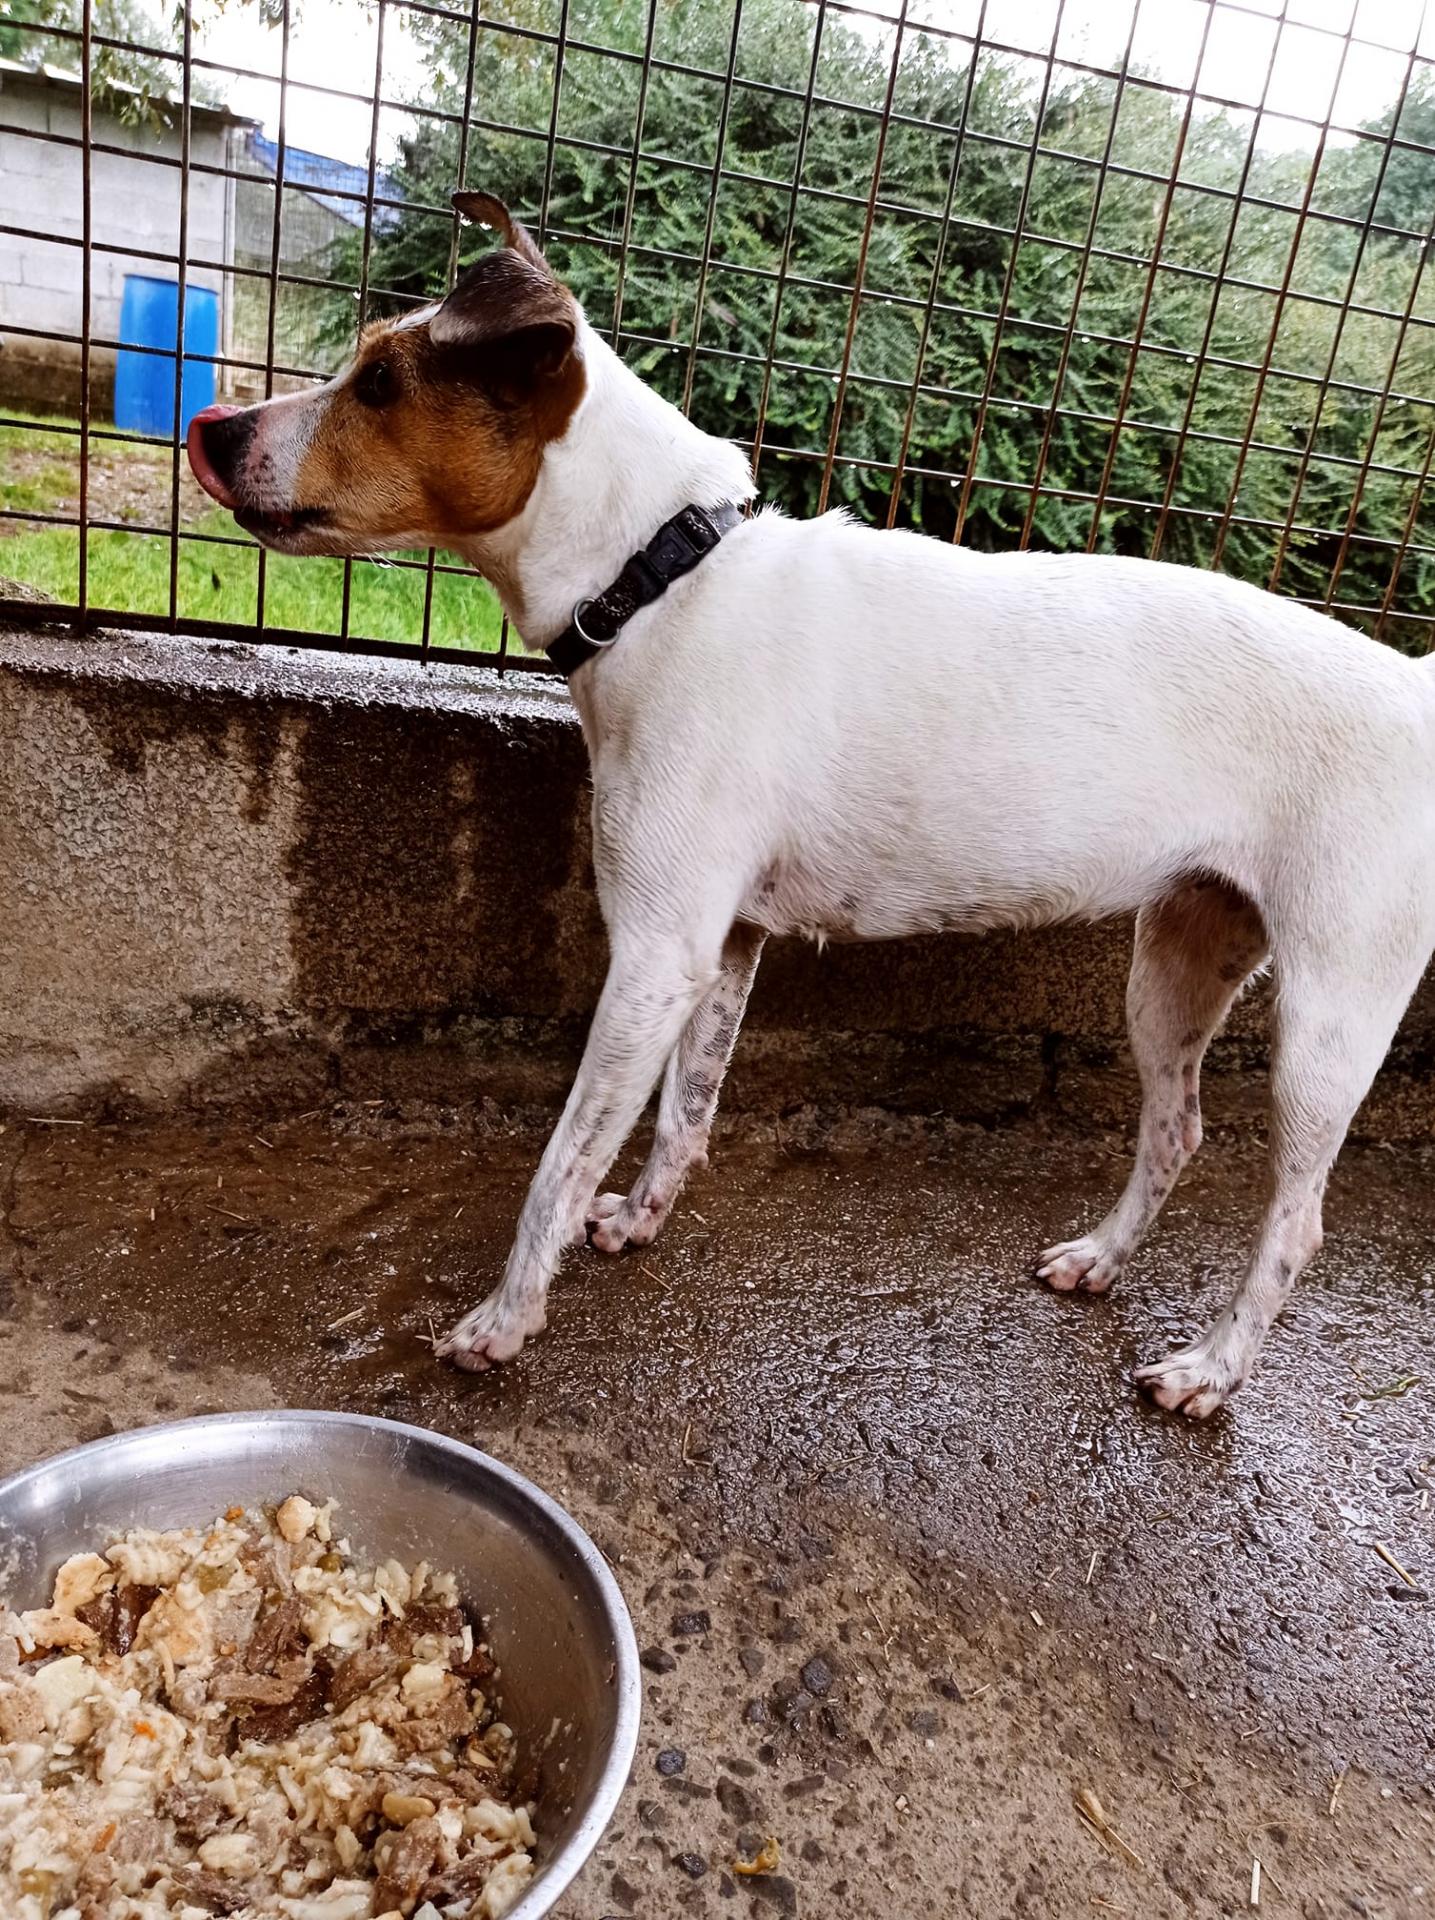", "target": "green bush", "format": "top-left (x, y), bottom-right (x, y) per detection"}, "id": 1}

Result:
top-left (329, 0), bottom-right (1435, 652)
